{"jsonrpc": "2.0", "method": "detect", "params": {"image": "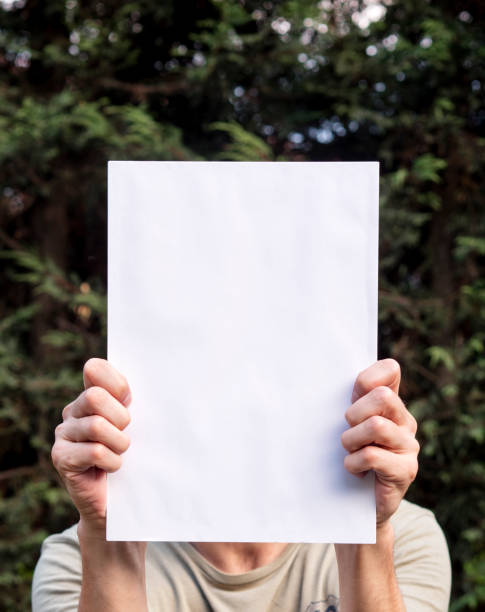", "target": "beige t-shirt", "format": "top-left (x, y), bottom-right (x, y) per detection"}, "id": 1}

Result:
top-left (32, 500), bottom-right (451, 612)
